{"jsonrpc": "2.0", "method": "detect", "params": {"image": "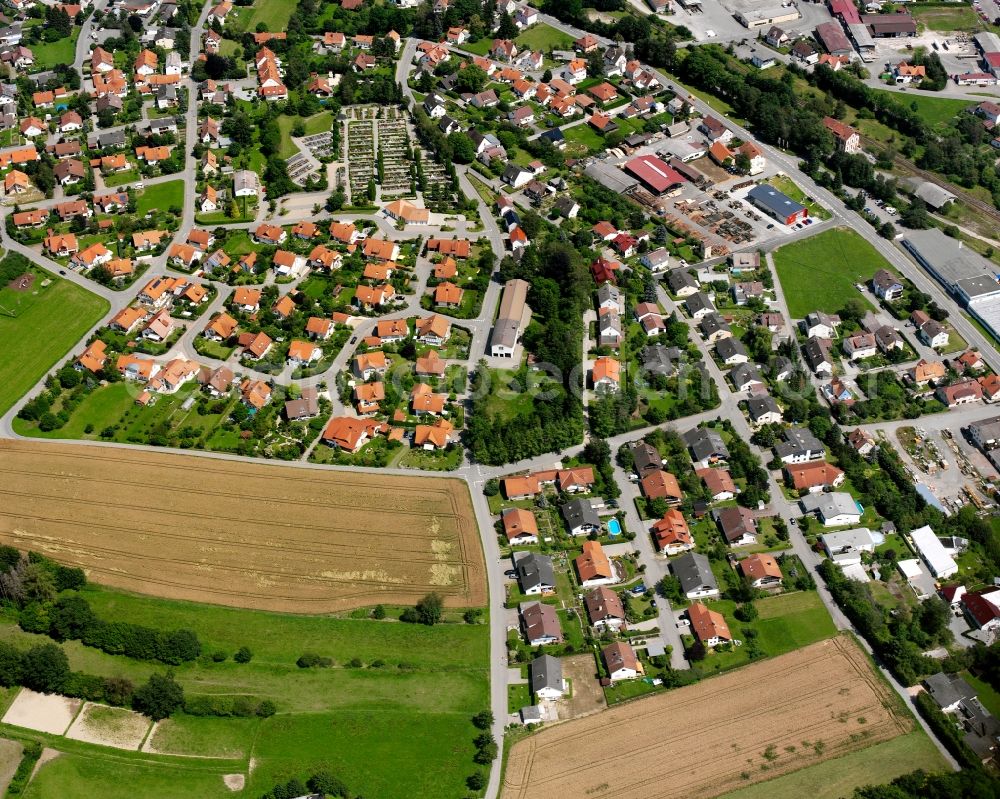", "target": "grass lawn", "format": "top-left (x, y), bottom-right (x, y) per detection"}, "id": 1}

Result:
top-left (911, 4), bottom-right (980, 32)
top-left (231, 0), bottom-right (296, 33)
top-left (249, 710), bottom-right (479, 798)
top-left (766, 175), bottom-right (832, 221)
top-left (872, 90), bottom-right (973, 129)
top-left (276, 114), bottom-right (302, 159)
top-left (28, 29), bottom-right (79, 68)
top-left (303, 111), bottom-right (332, 135)
top-left (103, 170), bottom-right (140, 188)
top-left (483, 368), bottom-right (540, 420)
top-left (136, 180), bottom-right (184, 215)
top-left (1, 580), bottom-right (489, 799)
top-left (773, 227), bottom-right (894, 317)
top-left (718, 731), bottom-right (948, 799)
top-left (147, 715), bottom-right (258, 759)
top-left (24, 753), bottom-right (236, 799)
top-left (561, 122), bottom-right (605, 153)
top-left (515, 23), bottom-right (573, 52)
top-left (458, 38), bottom-right (492, 56)
top-left (754, 591), bottom-right (838, 656)
top-left (0, 269), bottom-right (108, 416)
top-left (508, 683), bottom-right (530, 713)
